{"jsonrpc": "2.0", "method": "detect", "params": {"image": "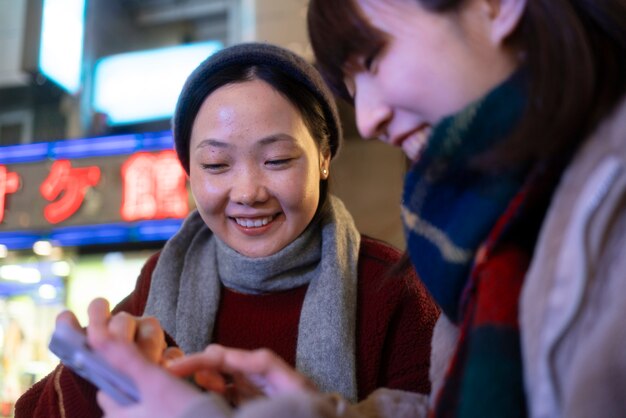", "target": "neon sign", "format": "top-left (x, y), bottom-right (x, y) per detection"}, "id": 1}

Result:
top-left (40, 160), bottom-right (101, 224)
top-left (0, 166), bottom-right (20, 223)
top-left (0, 131), bottom-right (190, 249)
top-left (121, 151), bottom-right (188, 221)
